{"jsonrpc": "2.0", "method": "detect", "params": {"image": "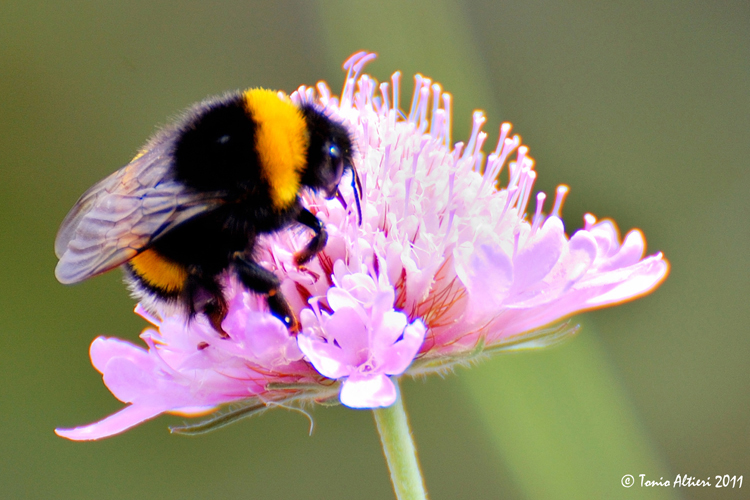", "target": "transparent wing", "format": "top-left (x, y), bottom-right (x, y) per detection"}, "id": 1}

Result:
top-left (55, 143), bottom-right (226, 284)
